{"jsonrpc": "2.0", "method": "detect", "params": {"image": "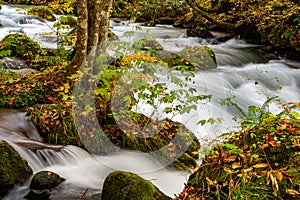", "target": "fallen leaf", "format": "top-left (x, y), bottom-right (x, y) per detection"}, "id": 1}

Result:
top-left (232, 162), bottom-right (241, 169)
top-left (277, 171), bottom-right (283, 181)
top-left (286, 189), bottom-right (300, 196)
top-left (259, 143), bottom-right (269, 149)
top-left (253, 163), bottom-right (269, 168)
